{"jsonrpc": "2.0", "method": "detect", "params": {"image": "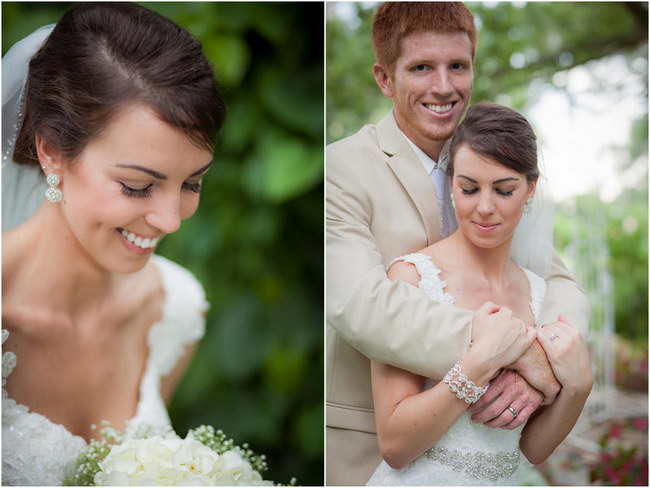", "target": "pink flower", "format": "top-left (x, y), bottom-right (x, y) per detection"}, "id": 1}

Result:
top-left (609, 423), bottom-right (623, 439)
top-left (632, 417), bottom-right (648, 431)
top-left (604, 466), bottom-right (621, 484)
